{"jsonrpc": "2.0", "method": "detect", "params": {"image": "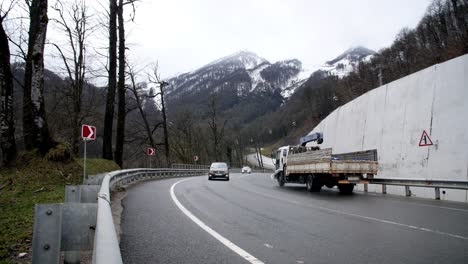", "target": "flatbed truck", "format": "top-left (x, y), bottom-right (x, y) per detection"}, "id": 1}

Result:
top-left (272, 133), bottom-right (378, 194)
